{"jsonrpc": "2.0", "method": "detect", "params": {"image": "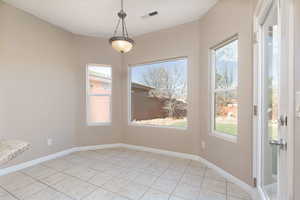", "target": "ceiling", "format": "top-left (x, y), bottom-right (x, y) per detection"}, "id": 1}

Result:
top-left (4, 0), bottom-right (218, 37)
